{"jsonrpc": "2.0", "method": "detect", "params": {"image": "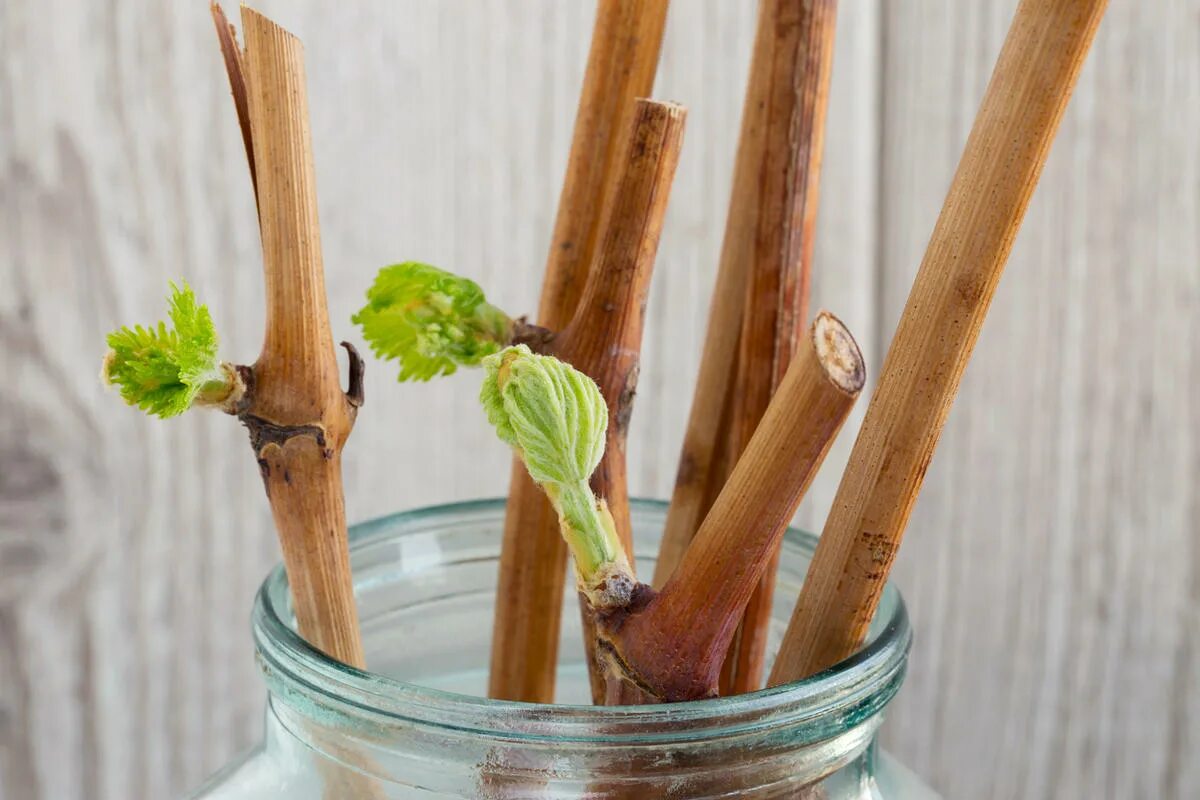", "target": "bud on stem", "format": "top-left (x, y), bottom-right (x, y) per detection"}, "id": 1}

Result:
top-left (480, 346), bottom-right (633, 600)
